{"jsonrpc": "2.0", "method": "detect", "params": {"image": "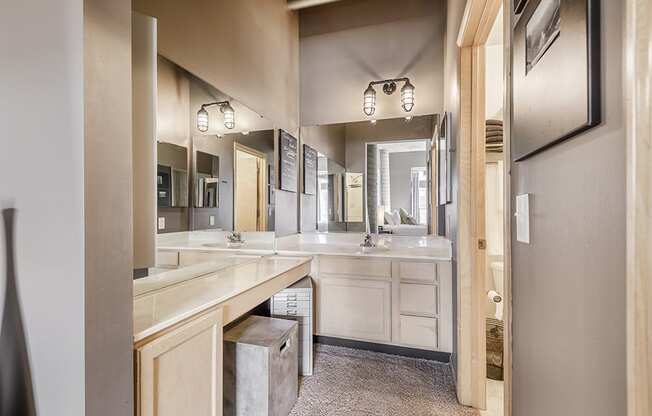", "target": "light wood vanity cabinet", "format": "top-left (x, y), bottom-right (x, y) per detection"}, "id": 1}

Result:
top-left (316, 275), bottom-right (392, 342)
top-left (135, 308), bottom-right (224, 416)
top-left (314, 256), bottom-right (453, 354)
